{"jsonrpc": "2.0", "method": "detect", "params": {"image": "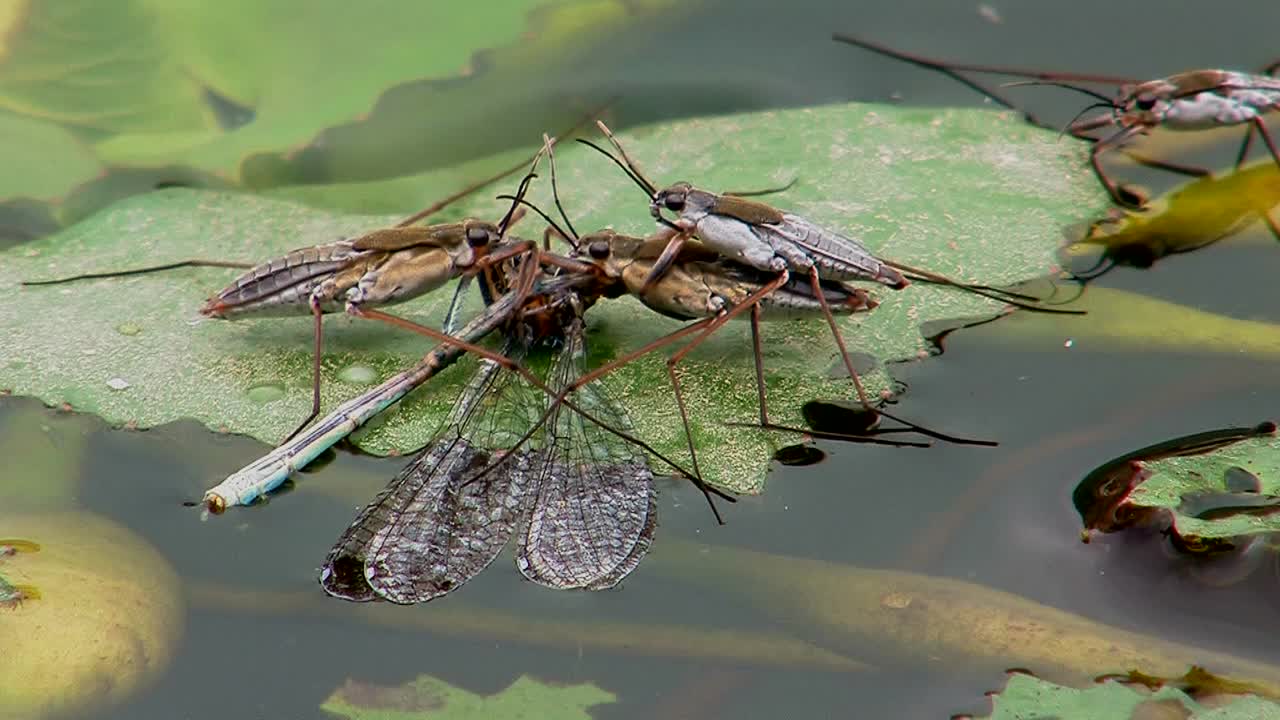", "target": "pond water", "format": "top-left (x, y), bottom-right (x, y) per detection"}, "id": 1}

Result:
top-left (5, 1), bottom-right (1280, 718)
